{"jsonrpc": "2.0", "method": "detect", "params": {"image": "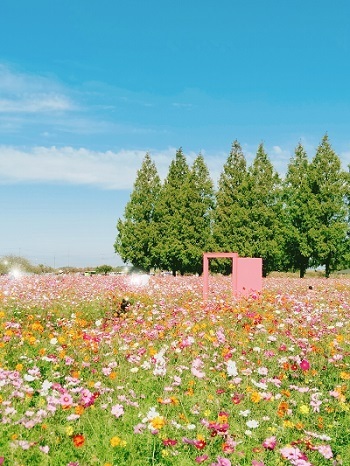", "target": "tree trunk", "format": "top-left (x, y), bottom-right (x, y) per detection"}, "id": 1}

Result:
top-left (299, 256), bottom-right (309, 278)
top-left (325, 255), bottom-right (331, 278)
